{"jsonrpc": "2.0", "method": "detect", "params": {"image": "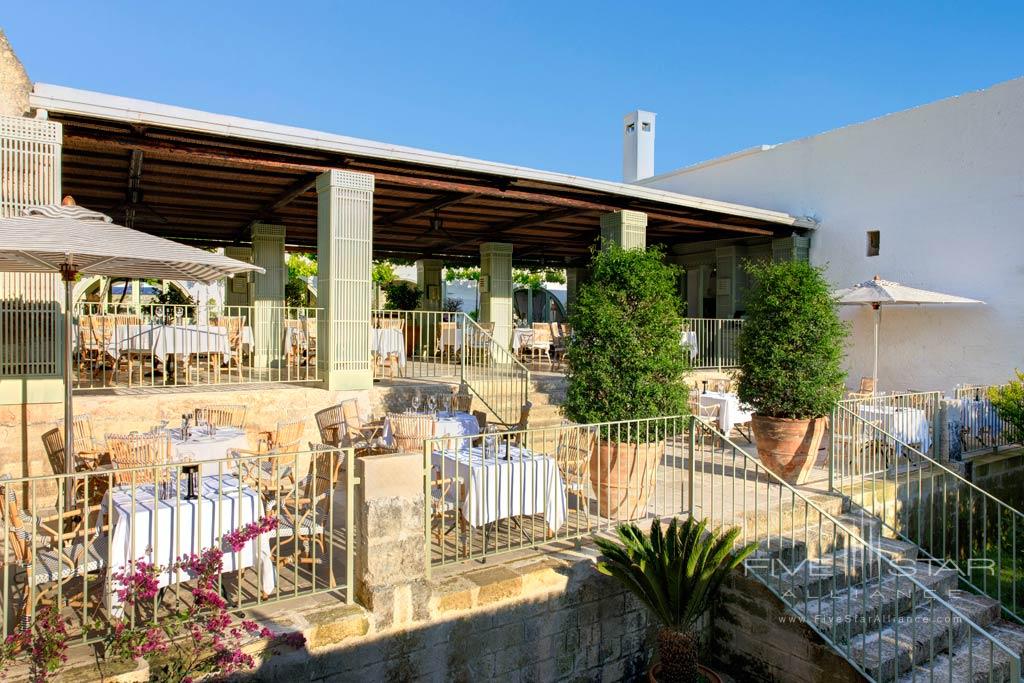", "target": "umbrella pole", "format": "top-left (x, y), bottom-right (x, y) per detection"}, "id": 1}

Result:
top-left (61, 265), bottom-right (76, 506)
top-left (872, 303), bottom-right (880, 390)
